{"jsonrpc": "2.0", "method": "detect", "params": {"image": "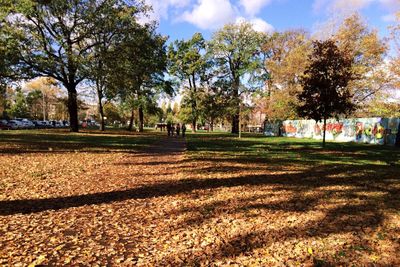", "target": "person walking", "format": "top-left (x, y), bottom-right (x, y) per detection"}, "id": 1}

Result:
top-left (167, 122), bottom-right (171, 136)
top-left (171, 125), bottom-right (175, 137)
top-left (182, 124), bottom-right (186, 138)
top-left (176, 123), bottom-right (181, 137)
